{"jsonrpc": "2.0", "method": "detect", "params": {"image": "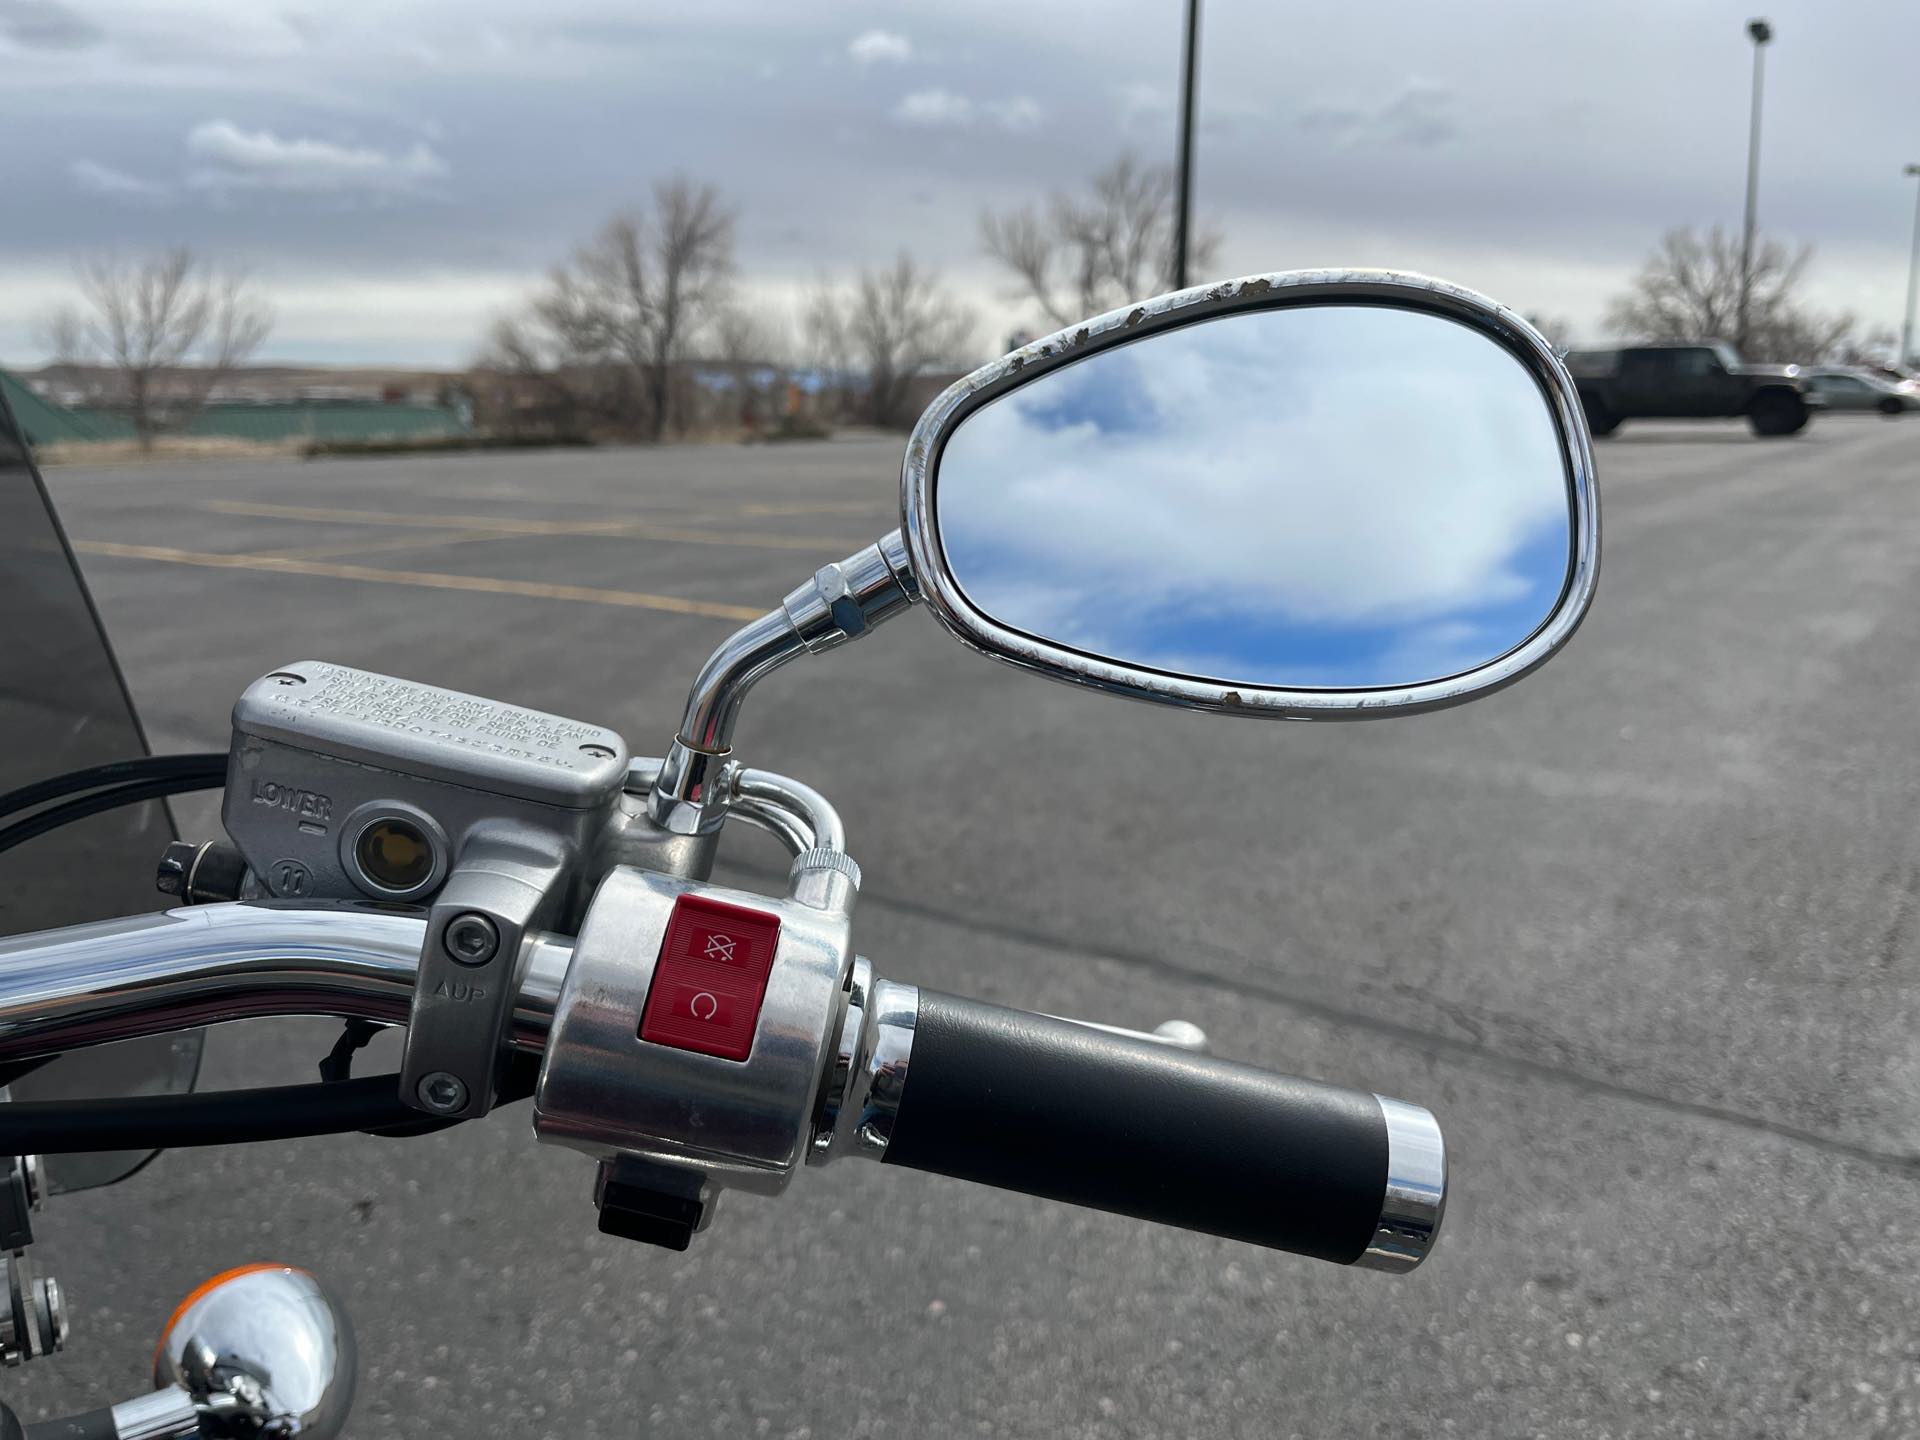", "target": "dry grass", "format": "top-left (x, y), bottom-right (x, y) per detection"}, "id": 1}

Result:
top-left (34, 436), bottom-right (305, 466)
